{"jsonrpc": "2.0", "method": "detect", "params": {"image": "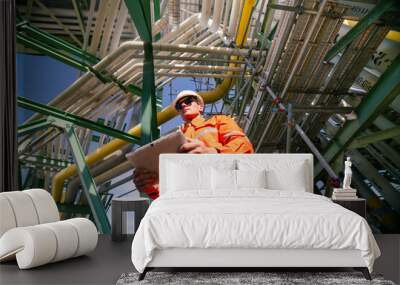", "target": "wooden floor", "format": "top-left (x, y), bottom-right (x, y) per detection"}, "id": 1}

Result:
top-left (1, 235), bottom-right (399, 285)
